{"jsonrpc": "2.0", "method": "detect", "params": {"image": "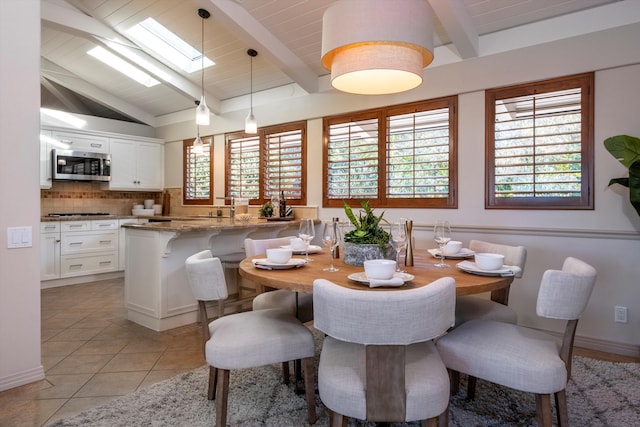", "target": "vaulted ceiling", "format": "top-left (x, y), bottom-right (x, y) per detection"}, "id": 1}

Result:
top-left (40, 0), bottom-right (632, 127)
